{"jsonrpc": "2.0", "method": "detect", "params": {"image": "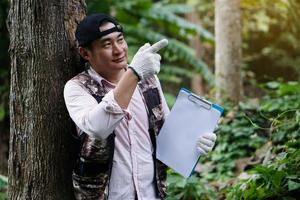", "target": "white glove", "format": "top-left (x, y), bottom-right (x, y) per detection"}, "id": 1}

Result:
top-left (129, 39), bottom-right (168, 80)
top-left (196, 132), bottom-right (217, 155)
